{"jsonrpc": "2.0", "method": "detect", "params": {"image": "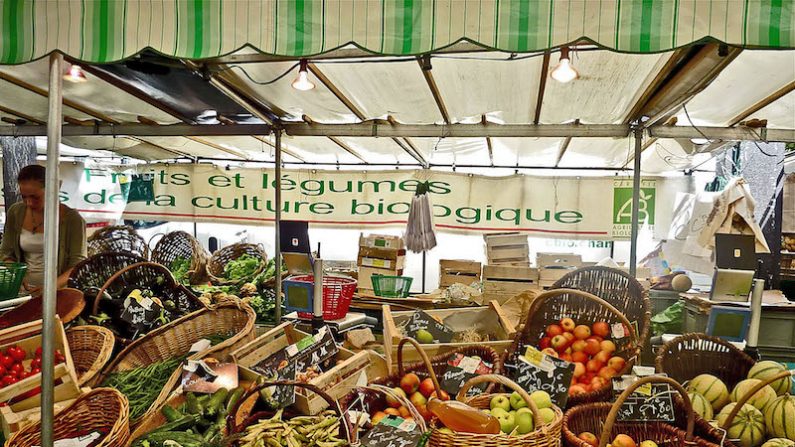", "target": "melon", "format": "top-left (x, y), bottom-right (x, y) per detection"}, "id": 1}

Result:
top-left (748, 361), bottom-right (792, 396)
top-left (763, 394), bottom-right (795, 441)
top-left (731, 379), bottom-right (777, 411)
top-left (689, 391), bottom-right (714, 420)
top-left (716, 403), bottom-right (766, 447)
top-left (688, 374), bottom-right (730, 411)
top-left (761, 439), bottom-right (795, 447)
